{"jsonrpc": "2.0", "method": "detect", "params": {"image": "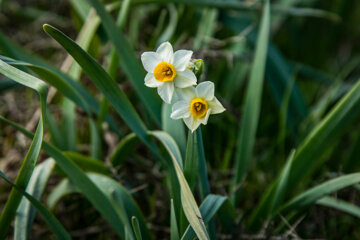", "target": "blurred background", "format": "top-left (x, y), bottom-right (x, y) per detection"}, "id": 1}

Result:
top-left (1, 0), bottom-right (360, 239)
